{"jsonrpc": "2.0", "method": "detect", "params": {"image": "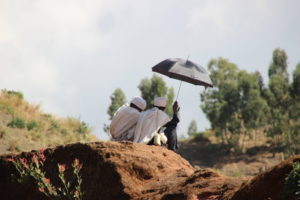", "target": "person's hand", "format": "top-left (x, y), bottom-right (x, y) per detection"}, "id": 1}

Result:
top-left (173, 101), bottom-right (180, 114)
